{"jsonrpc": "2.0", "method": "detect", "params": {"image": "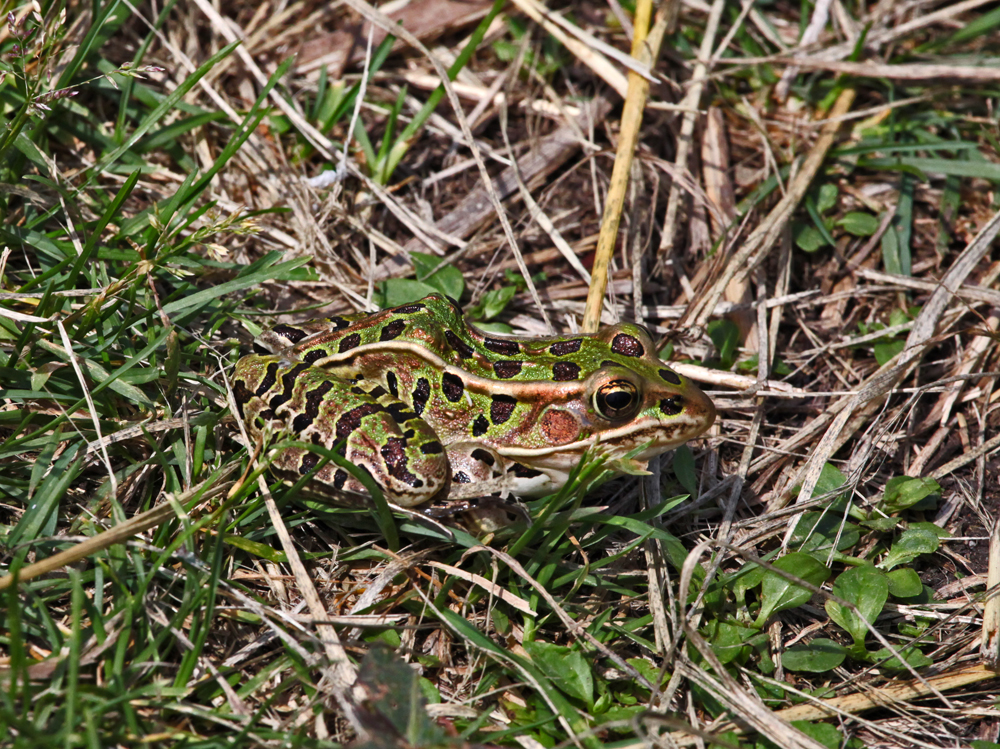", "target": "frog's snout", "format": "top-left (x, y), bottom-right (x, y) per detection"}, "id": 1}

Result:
top-left (686, 384), bottom-right (717, 432)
